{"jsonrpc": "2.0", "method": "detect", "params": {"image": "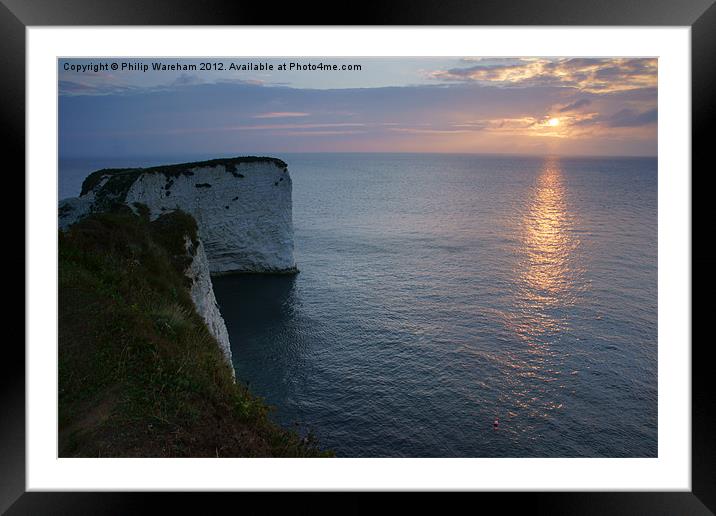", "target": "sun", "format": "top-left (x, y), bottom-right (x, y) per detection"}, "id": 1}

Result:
top-left (547, 117), bottom-right (560, 127)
